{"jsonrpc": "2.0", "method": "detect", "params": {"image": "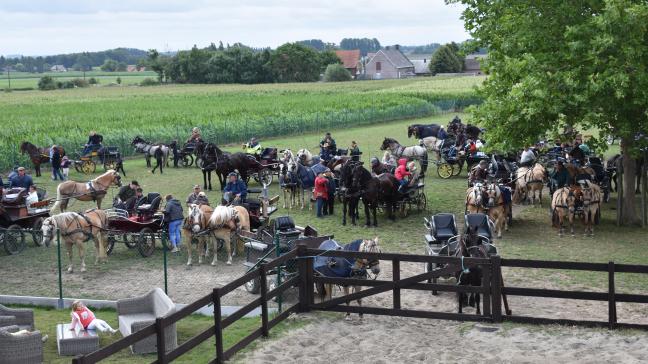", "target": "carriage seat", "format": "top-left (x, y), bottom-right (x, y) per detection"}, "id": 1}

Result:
top-left (464, 213), bottom-right (493, 239)
top-left (137, 193), bottom-right (162, 215)
top-left (260, 148), bottom-right (277, 160)
top-left (1, 188), bottom-right (27, 205)
top-left (430, 213), bottom-right (458, 242)
top-left (247, 188), bottom-right (262, 194)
